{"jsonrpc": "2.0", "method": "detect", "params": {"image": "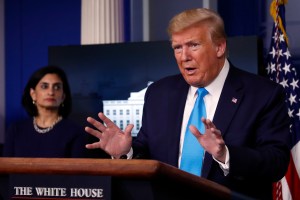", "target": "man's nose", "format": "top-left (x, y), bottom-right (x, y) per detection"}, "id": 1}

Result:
top-left (180, 46), bottom-right (191, 61)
